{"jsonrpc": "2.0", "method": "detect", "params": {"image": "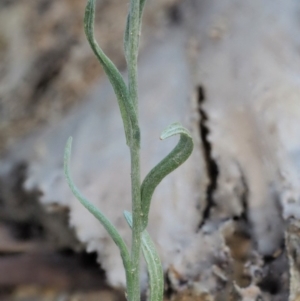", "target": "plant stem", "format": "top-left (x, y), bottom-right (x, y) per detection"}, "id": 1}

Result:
top-left (129, 146), bottom-right (141, 301)
top-left (128, 0), bottom-right (140, 112)
top-left (127, 0), bottom-right (141, 300)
